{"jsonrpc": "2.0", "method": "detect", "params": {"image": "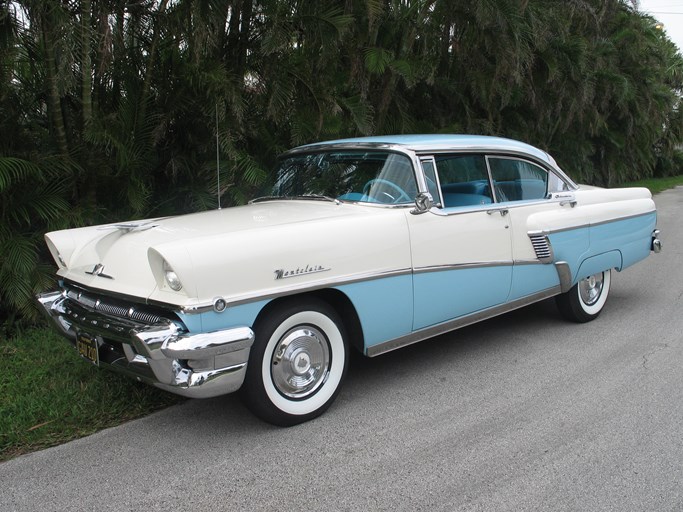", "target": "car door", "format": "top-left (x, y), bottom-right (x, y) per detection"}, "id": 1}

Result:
top-left (486, 155), bottom-right (580, 301)
top-left (407, 154), bottom-right (513, 331)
